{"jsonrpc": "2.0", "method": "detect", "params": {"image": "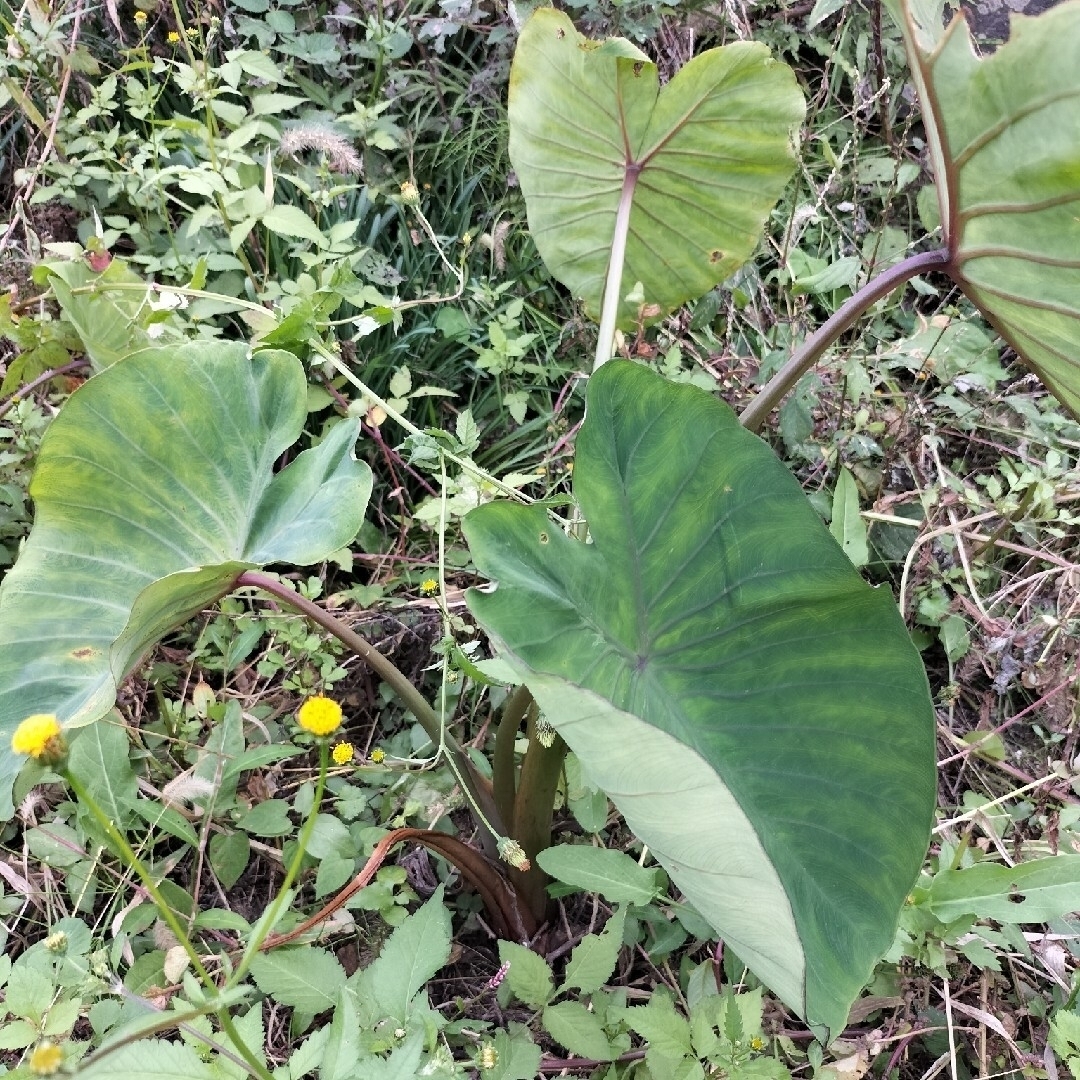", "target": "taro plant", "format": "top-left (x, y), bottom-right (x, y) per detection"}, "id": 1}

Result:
top-left (2, 0), bottom-right (1079, 1051)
